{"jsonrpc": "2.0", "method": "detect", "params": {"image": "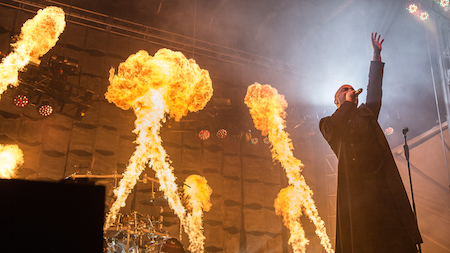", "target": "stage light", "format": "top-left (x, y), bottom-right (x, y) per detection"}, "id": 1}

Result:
top-left (238, 129), bottom-right (252, 142)
top-left (384, 127), bottom-right (394, 136)
top-left (12, 87), bottom-right (33, 108)
top-left (198, 129), bottom-right (210, 140)
top-left (49, 55), bottom-right (79, 81)
top-left (38, 99), bottom-right (54, 117)
top-left (441, 0), bottom-right (449, 8)
top-left (216, 128), bottom-right (227, 139)
top-left (251, 137), bottom-right (258, 145)
top-left (408, 4), bottom-right (418, 13)
top-left (197, 125), bottom-right (211, 140)
top-left (13, 93), bottom-right (29, 108)
top-left (420, 11), bottom-right (429, 20)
